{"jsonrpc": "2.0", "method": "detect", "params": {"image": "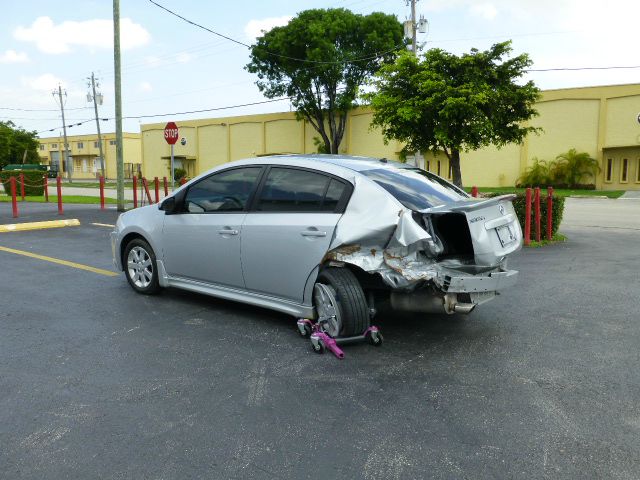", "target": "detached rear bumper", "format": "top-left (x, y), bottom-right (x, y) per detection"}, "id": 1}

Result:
top-left (439, 268), bottom-right (519, 293)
